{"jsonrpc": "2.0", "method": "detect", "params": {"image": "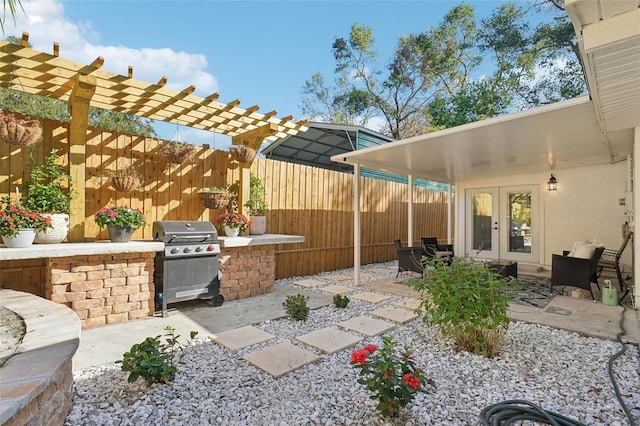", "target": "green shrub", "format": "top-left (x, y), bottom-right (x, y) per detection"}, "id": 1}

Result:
top-left (283, 294), bottom-right (309, 321)
top-left (116, 326), bottom-right (198, 384)
top-left (333, 294), bottom-right (350, 308)
top-left (407, 256), bottom-right (513, 358)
